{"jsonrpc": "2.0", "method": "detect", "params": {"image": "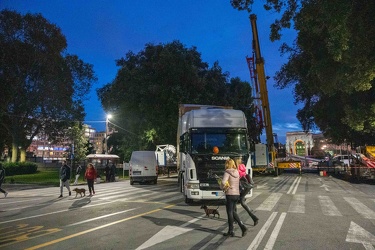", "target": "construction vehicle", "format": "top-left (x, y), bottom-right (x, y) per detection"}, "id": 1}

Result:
top-left (350, 146), bottom-right (375, 180)
top-left (177, 104), bottom-right (252, 204)
top-left (155, 144), bottom-right (177, 177)
top-left (247, 14), bottom-right (301, 175)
